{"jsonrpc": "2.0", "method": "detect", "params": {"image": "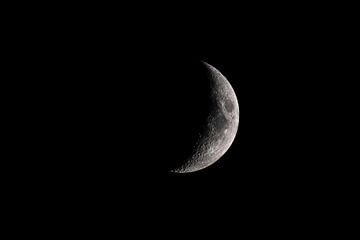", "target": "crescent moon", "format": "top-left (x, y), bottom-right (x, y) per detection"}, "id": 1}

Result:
top-left (171, 62), bottom-right (240, 173)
